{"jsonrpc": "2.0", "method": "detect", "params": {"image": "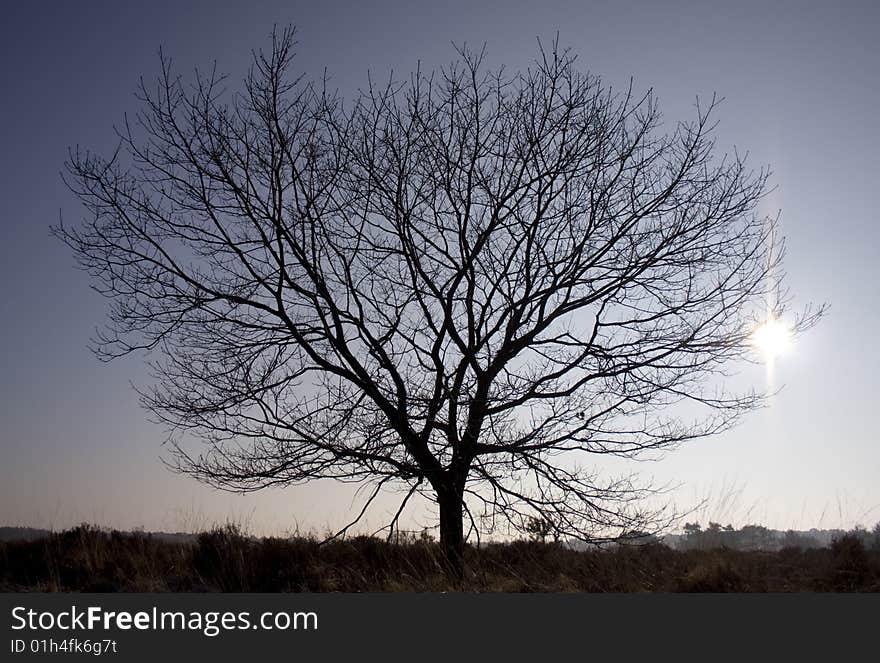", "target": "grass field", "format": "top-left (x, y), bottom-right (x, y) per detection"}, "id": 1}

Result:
top-left (2, 524), bottom-right (879, 592)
